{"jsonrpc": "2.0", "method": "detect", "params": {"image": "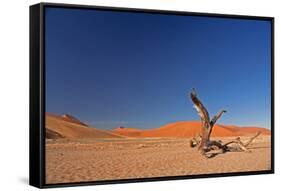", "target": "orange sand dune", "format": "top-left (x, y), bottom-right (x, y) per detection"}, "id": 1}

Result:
top-left (220, 125), bottom-right (271, 135)
top-left (113, 127), bottom-right (142, 137)
top-left (112, 121), bottom-right (270, 138)
top-left (46, 113), bottom-right (124, 139)
top-left (142, 121), bottom-right (236, 137)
